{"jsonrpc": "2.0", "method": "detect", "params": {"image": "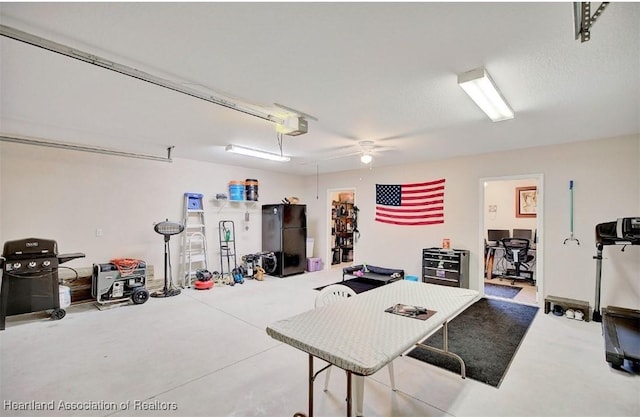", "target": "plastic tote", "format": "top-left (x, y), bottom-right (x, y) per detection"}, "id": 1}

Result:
top-left (229, 180), bottom-right (245, 201)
